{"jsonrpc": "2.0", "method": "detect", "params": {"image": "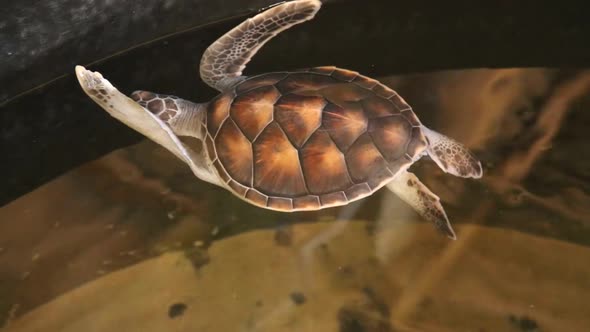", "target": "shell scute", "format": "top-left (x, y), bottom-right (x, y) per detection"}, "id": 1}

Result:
top-left (253, 122), bottom-right (307, 196)
top-left (345, 183), bottom-right (372, 201)
top-left (406, 127), bottom-right (428, 158)
top-left (213, 158), bottom-right (231, 184)
top-left (361, 96), bottom-right (398, 118)
top-left (345, 133), bottom-right (393, 187)
top-left (401, 109), bottom-right (422, 127)
top-left (293, 195), bottom-right (321, 210)
top-left (352, 75), bottom-right (378, 89)
top-left (215, 119), bottom-right (253, 186)
top-left (207, 93), bottom-right (233, 137)
top-left (330, 68), bottom-right (358, 82)
top-left (322, 102), bottom-right (367, 152)
top-left (319, 83), bottom-right (373, 104)
top-left (320, 192), bottom-right (347, 207)
top-left (276, 73), bottom-right (339, 94)
top-left (274, 94), bottom-right (324, 148)
top-left (389, 94), bottom-right (412, 112)
top-left (268, 197), bottom-right (293, 210)
top-left (245, 189), bottom-right (268, 207)
top-left (230, 85), bottom-right (278, 140)
top-left (368, 116), bottom-right (412, 161)
top-left (300, 130), bottom-right (352, 195)
top-left (372, 83), bottom-right (396, 99)
top-left (228, 179), bottom-right (248, 197)
top-left (235, 72), bottom-right (288, 94)
top-left (308, 66), bottom-right (336, 75)
top-left (205, 134), bottom-right (217, 162)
